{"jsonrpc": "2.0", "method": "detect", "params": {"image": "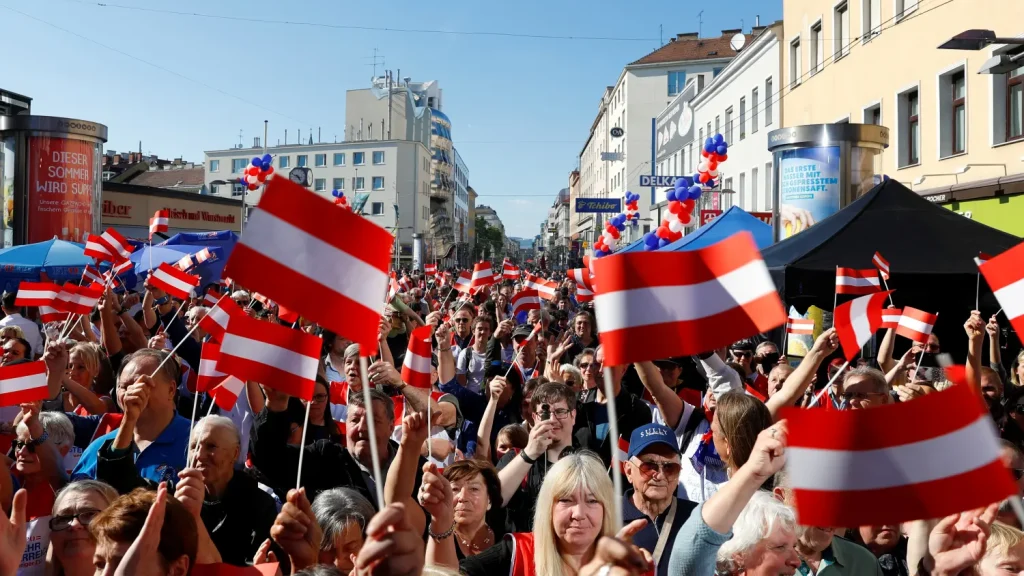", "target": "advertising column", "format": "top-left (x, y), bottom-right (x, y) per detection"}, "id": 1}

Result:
top-left (27, 136), bottom-right (98, 243)
top-left (777, 146), bottom-right (840, 239)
